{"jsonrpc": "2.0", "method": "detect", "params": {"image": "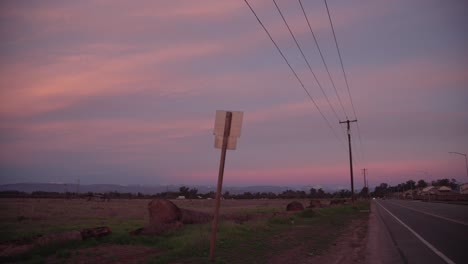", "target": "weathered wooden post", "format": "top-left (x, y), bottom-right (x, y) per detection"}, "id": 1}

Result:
top-left (210, 110), bottom-right (243, 261)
